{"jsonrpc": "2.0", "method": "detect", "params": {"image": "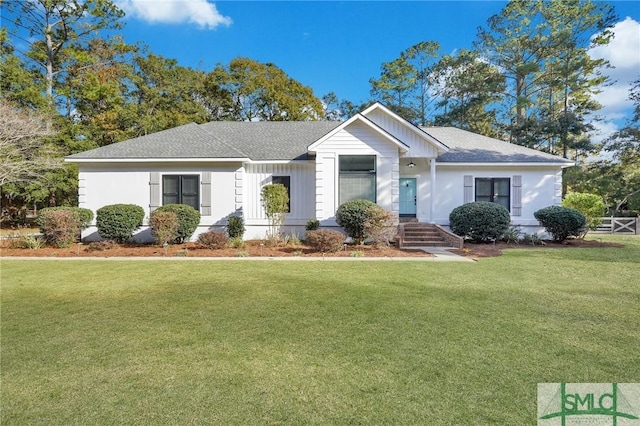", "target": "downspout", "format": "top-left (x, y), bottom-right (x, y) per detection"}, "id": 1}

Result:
top-left (430, 158), bottom-right (436, 224)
